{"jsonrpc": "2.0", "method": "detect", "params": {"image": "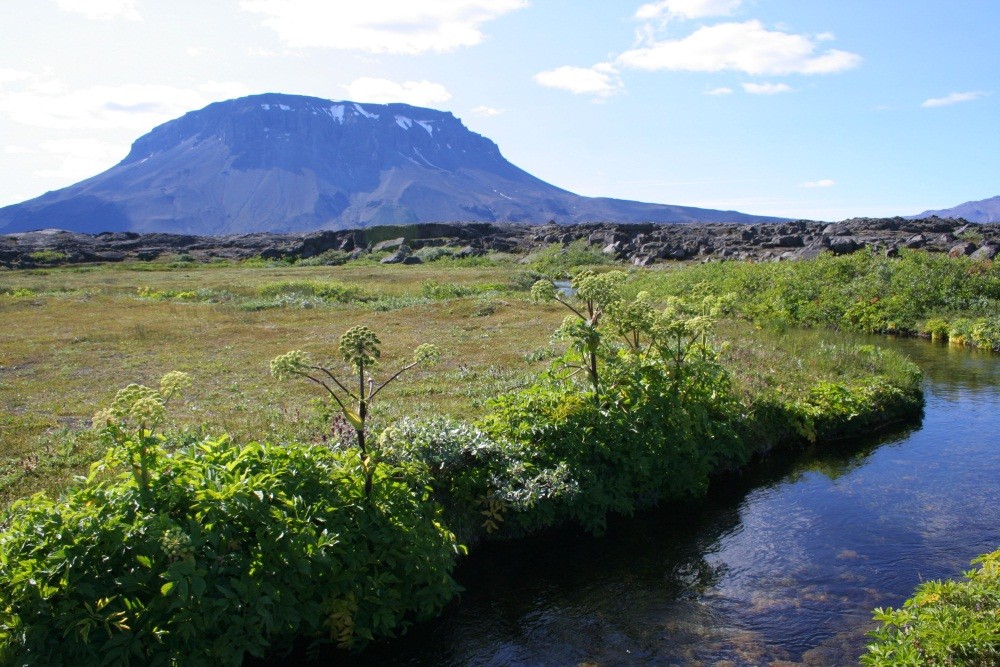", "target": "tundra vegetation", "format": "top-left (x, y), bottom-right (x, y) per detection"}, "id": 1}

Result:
top-left (2, 244), bottom-right (993, 664)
